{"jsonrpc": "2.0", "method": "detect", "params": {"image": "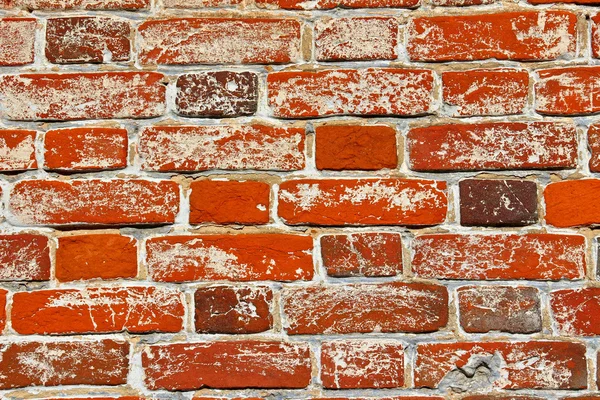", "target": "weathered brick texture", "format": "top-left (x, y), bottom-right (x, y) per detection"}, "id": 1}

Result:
top-left (0, 0), bottom-right (597, 398)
